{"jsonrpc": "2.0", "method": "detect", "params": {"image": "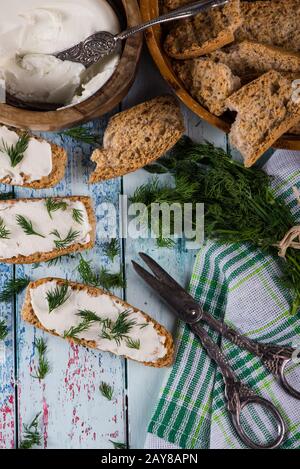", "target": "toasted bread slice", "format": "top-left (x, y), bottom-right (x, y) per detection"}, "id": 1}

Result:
top-left (0, 126), bottom-right (67, 189)
top-left (235, 0), bottom-right (300, 52)
top-left (210, 41), bottom-right (300, 83)
top-left (89, 95), bottom-right (184, 183)
top-left (0, 196), bottom-right (95, 264)
top-left (173, 58), bottom-right (241, 115)
top-left (164, 0), bottom-right (242, 59)
top-left (227, 70), bottom-right (300, 167)
top-left (22, 278), bottom-right (174, 367)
